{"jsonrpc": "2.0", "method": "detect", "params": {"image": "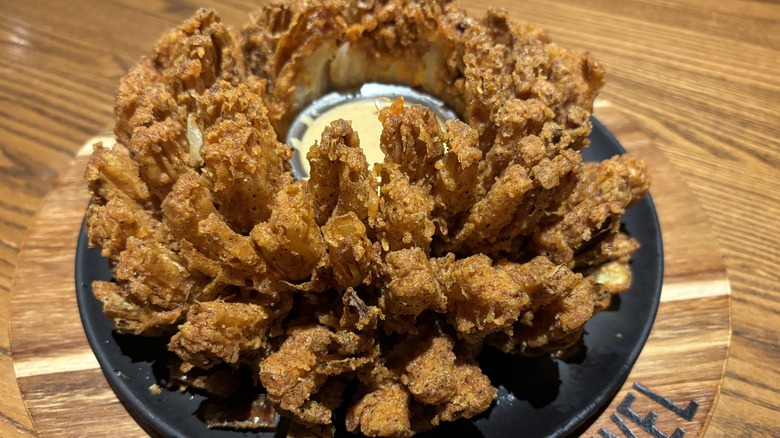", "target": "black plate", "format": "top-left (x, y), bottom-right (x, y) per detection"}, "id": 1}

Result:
top-left (75, 117), bottom-right (663, 438)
